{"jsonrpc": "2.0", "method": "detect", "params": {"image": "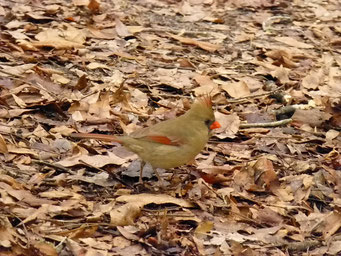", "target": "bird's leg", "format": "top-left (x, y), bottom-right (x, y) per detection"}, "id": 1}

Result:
top-left (152, 167), bottom-right (164, 188)
top-left (139, 161), bottom-right (146, 184)
top-left (169, 168), bottom-right (177, 181)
